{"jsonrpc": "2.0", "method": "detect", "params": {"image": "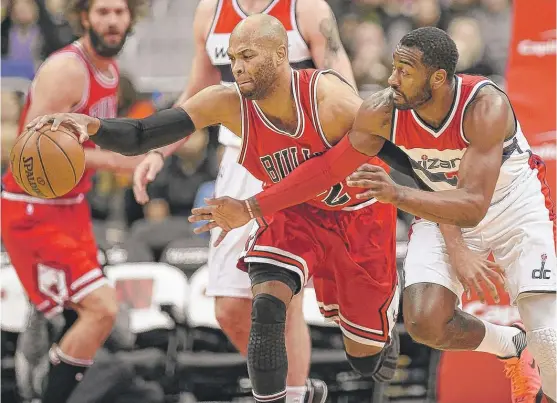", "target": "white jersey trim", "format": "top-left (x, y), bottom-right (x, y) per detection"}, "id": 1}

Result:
top-left (410, 75), bottom-right (462, 138)
top-left (231, 0), bottom-right (280, 17)
top-left (459, 78), bottom-right (492, 144)
top-left (253, 70), bottom-right (304, 138)
top-left (234, 83), bottom-right (249, 164)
